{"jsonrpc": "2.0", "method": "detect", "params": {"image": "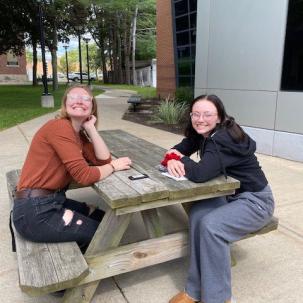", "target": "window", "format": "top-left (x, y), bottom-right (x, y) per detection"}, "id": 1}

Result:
top-left (281, 0), bottom-right (303, 91)
top-left (175, 0), bottom-right (188, 17)
top-left (173, 0), bottom-right (197, 89)
top-left (6, 51), bottom-right (19, 66)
